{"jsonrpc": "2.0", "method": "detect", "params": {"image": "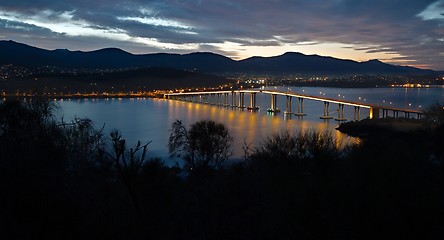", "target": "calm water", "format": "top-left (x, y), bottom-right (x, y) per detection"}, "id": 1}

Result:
top-left (57, 86), bottom-right (444, 163)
